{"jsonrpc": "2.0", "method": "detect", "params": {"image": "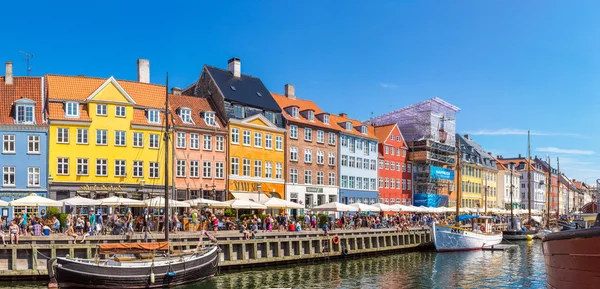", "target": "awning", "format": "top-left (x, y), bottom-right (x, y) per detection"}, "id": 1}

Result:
top-left (231, 192), bottom-right (270, 203)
